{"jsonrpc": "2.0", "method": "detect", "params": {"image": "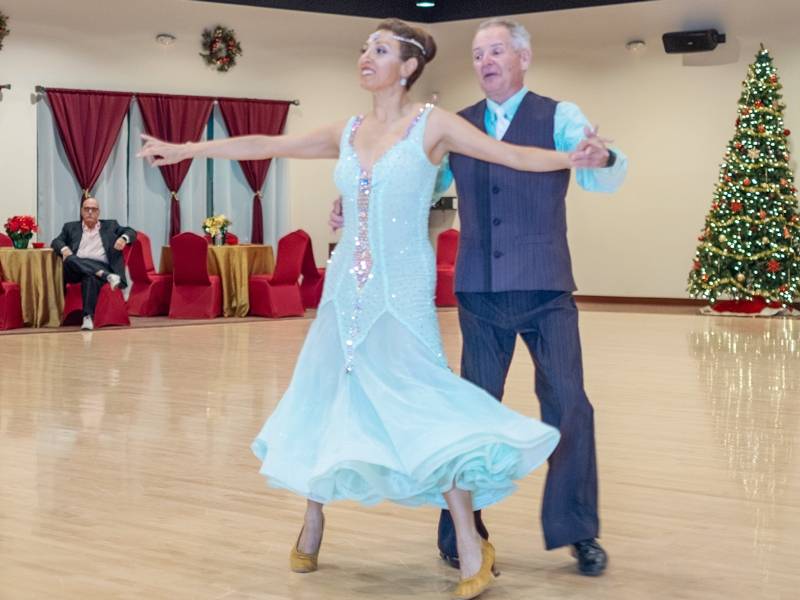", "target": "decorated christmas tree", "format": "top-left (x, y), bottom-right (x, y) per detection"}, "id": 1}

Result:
top-left (688, 46), bottom-right (800, 306)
